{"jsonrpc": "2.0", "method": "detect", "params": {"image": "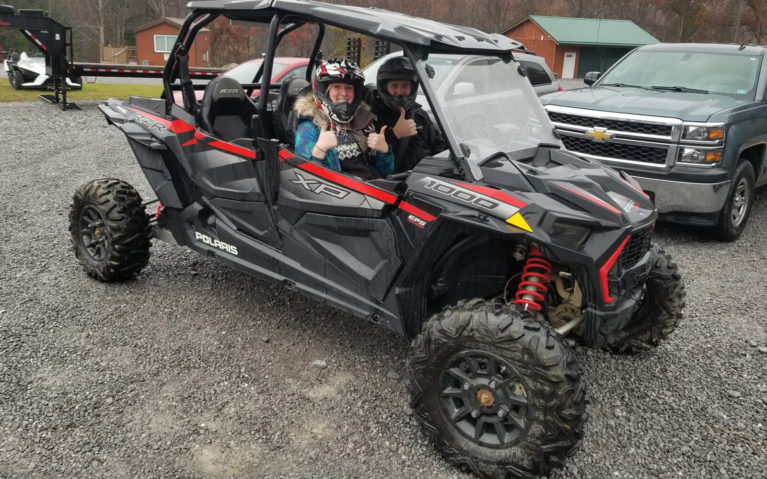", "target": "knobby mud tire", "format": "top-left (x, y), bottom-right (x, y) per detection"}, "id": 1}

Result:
top-left (69, 179), bottom-right (151, 282)
top-left (408, 299), bottom-right (586, 479)
top-left (607, 245), bottom-right (685, 353)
